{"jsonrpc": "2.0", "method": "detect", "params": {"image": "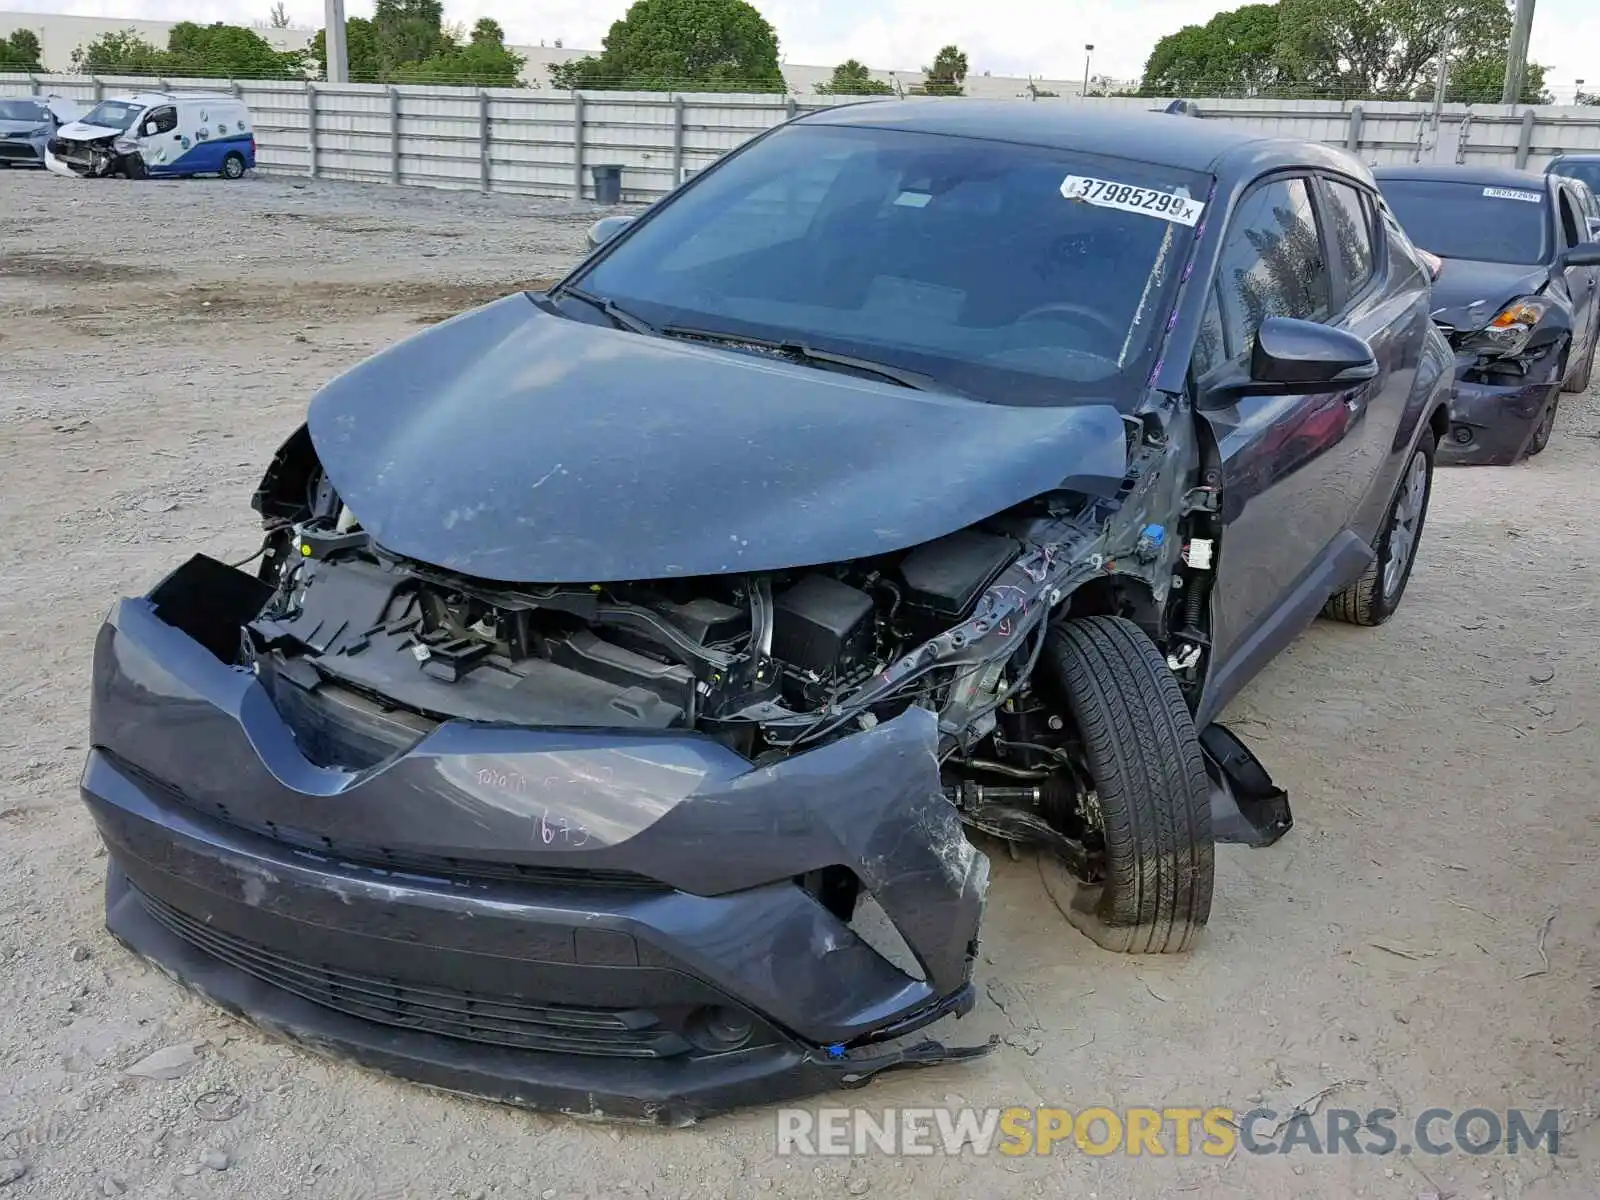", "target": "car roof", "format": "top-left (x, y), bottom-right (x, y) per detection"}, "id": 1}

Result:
top-left (798, 100), bottom-right (1347, 176)
top-left (1548, 153), bottom-right (1600, 165)
top-left (110, 91), bottom-right (241, 106)
top-left (1372, 163), bottom-right (1552, 189)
